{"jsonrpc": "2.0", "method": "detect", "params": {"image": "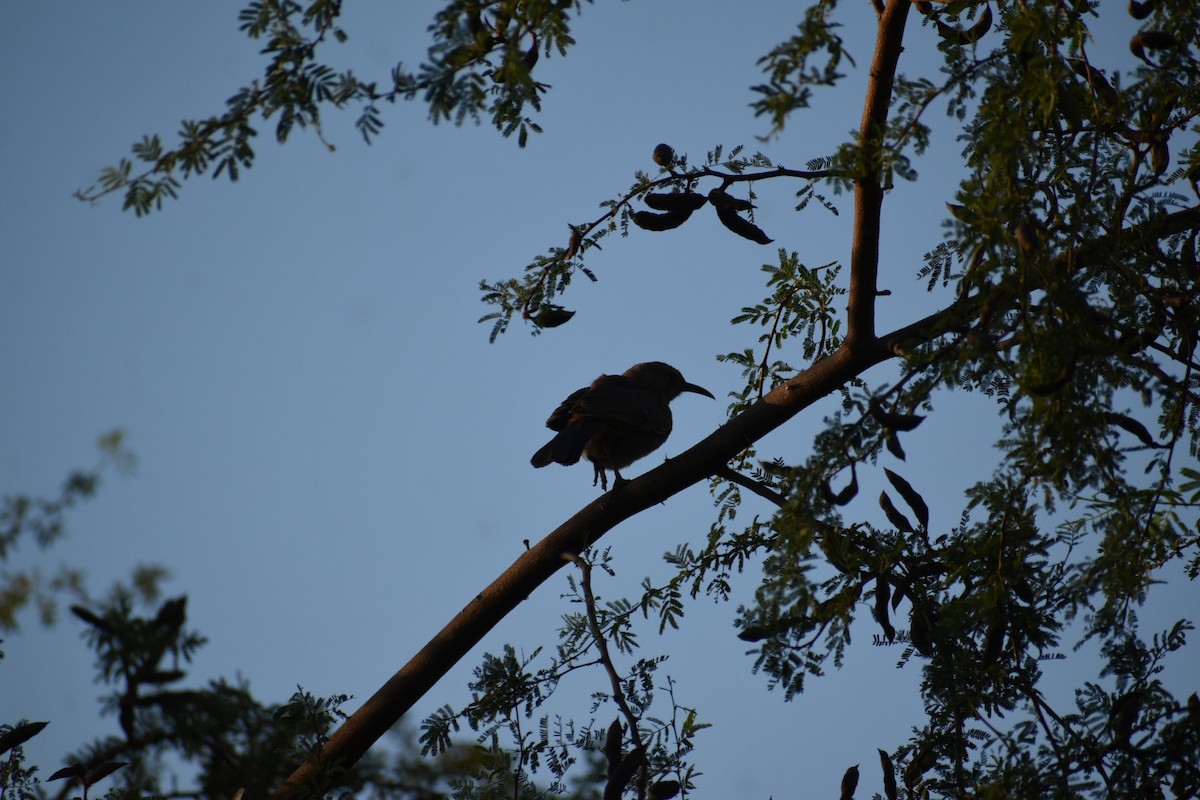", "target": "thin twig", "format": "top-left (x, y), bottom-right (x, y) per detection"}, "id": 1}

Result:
top-left (562, 553), bottom-right (646, 757)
